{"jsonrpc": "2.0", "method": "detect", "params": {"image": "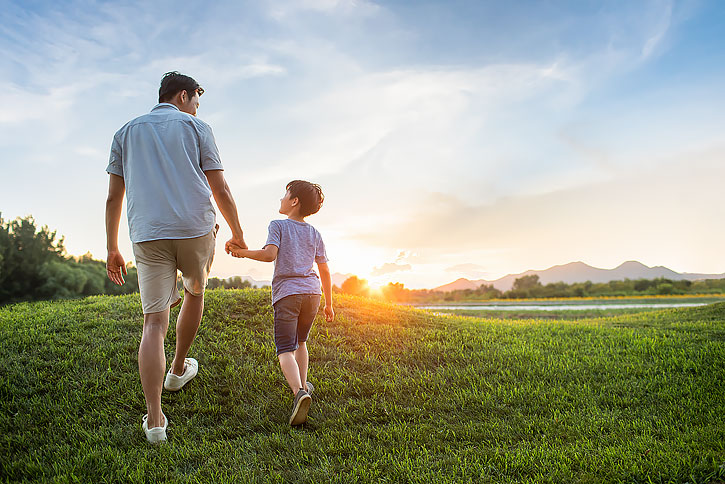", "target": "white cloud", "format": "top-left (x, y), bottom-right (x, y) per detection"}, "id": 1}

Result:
top-left (371, 262), bottom-right (412, 276)
top-left (640, 1), bottom-right (673, 59)
top-left (267, 0), bottom-right (381, 19)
